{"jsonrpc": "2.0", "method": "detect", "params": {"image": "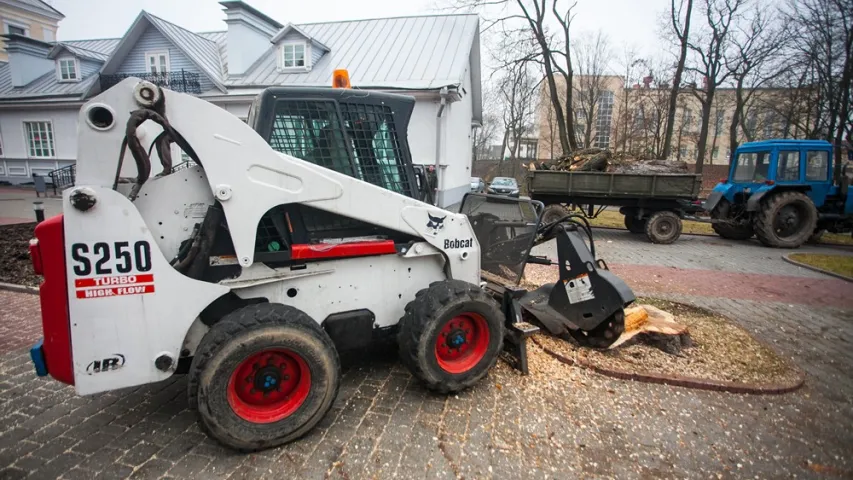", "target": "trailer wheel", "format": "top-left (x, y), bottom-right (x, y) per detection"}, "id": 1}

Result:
top-left (753, 191), bottom-right (818, 248)
top-left (398, 280), bottom-right (504, 393)
top-left (711, 199), bottom-right (753, 240)
top-left (623, 215), bottom-right (646, 234)
top-left (644, 211), bottom-right (682, 244)
top-left (541, 204), bottom-right (569, 225)
top-left (188, 304), bottom-right (340, 451)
